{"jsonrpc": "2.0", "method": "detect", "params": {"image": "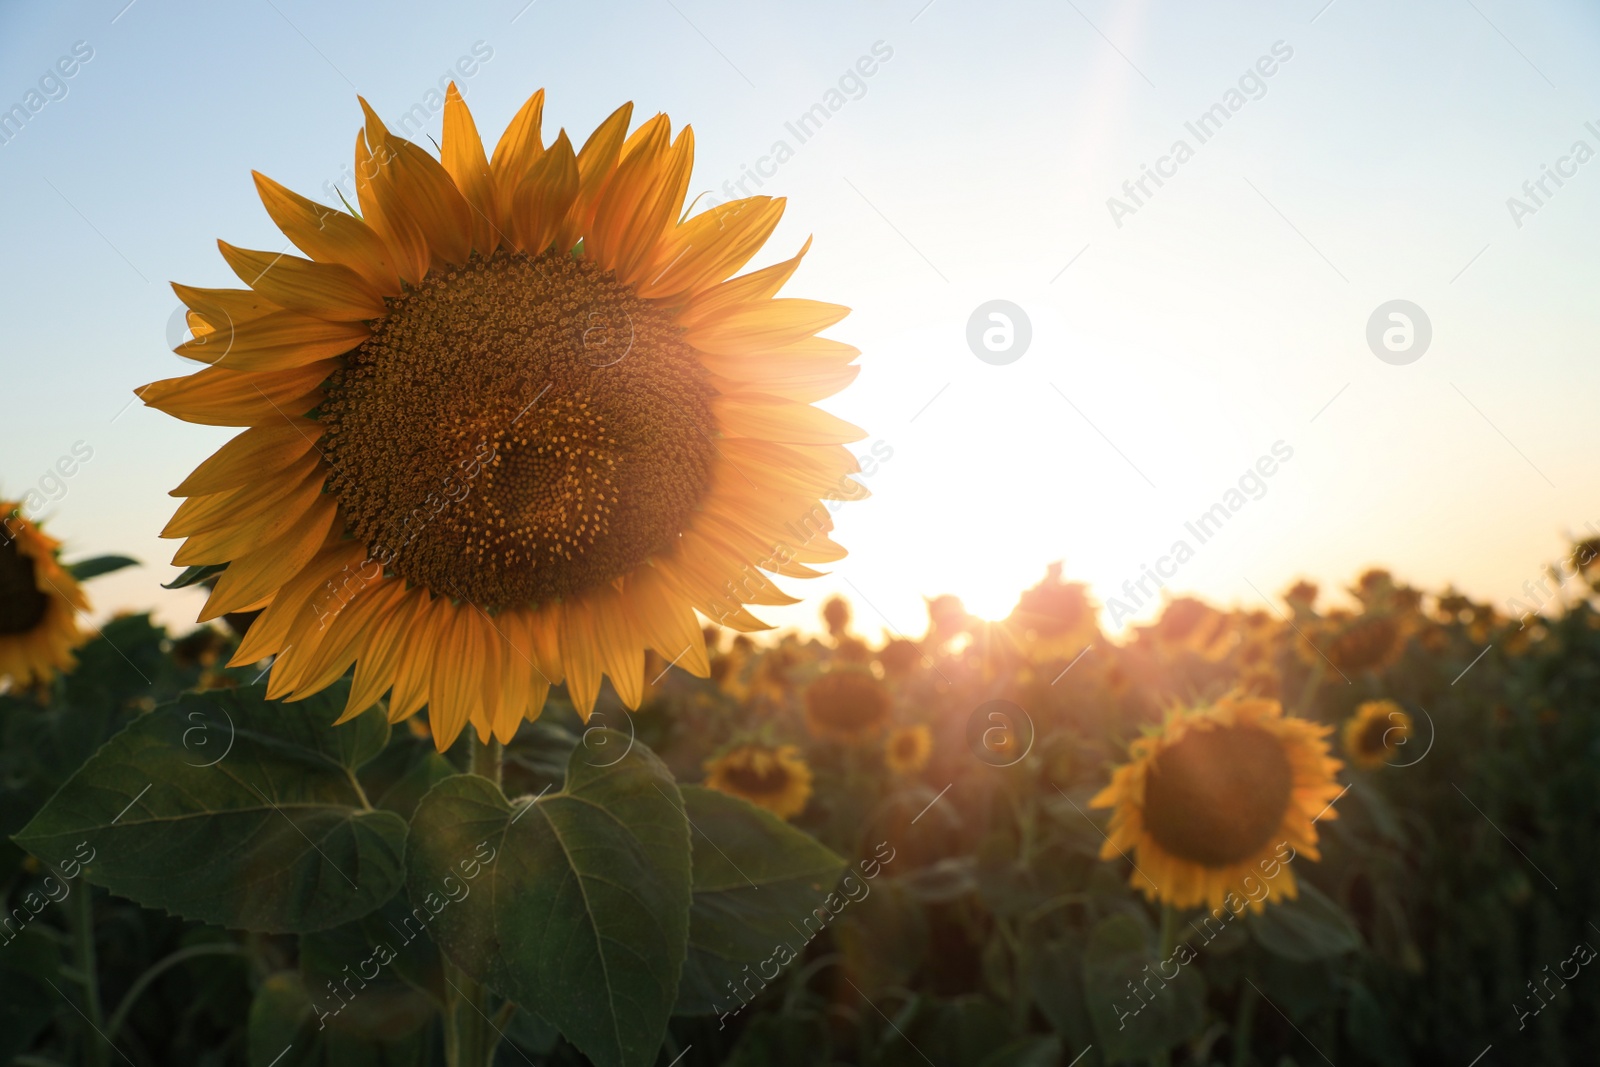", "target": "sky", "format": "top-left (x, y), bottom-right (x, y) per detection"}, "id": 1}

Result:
top-left (2, 0), bottom-right (1598, 644)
